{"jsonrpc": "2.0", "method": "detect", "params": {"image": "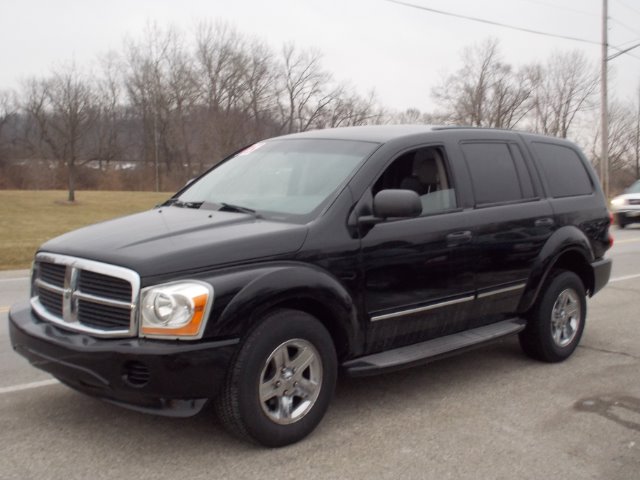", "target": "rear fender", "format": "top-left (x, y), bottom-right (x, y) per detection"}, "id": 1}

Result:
top-left (518, 226), bottom-right (595, 313)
